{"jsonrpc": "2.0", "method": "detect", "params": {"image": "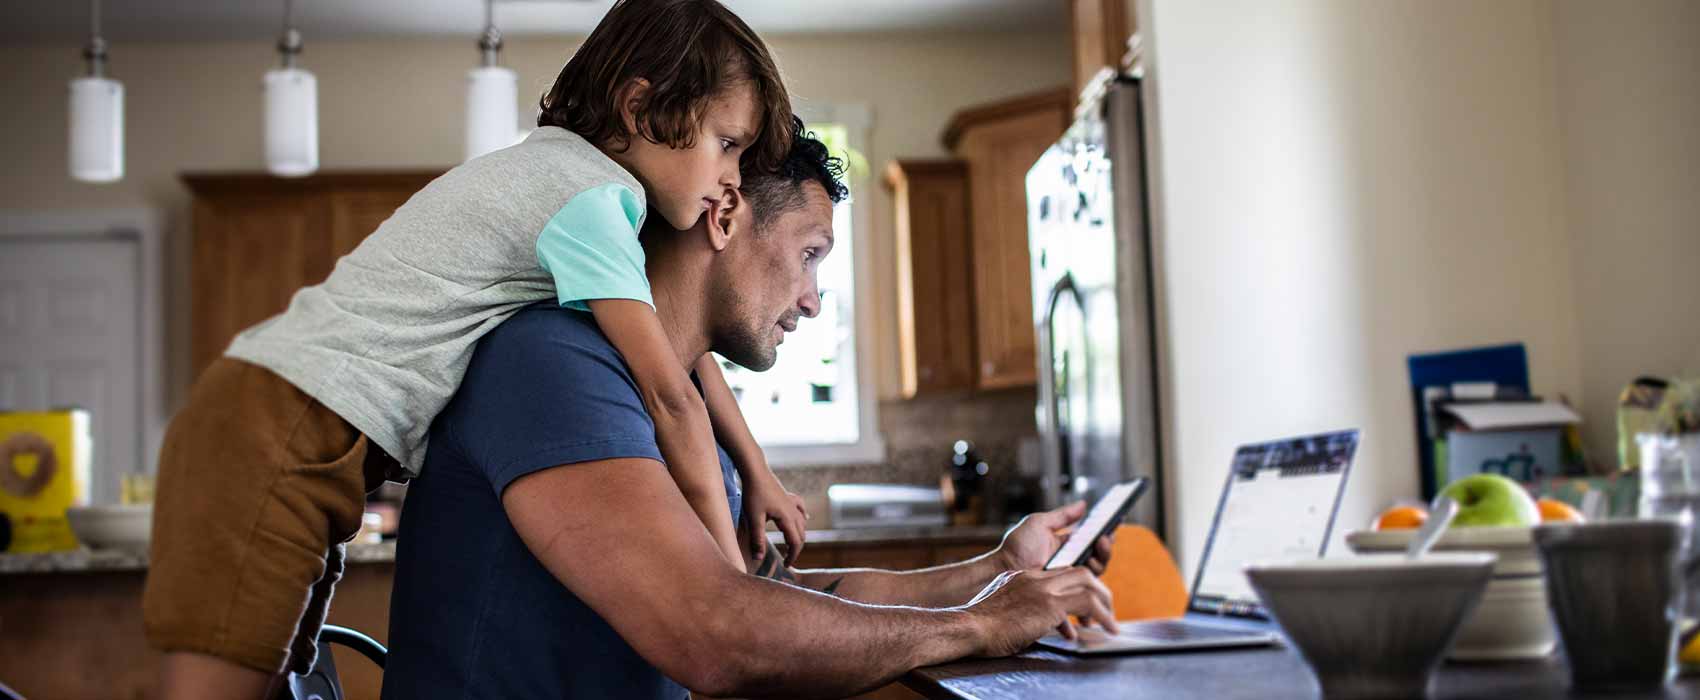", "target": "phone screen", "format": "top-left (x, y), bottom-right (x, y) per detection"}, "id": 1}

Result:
top-left (1043, 479), bottom-right (1148, 570)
